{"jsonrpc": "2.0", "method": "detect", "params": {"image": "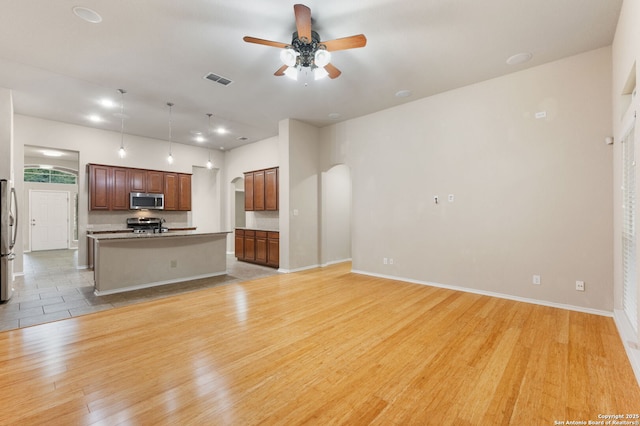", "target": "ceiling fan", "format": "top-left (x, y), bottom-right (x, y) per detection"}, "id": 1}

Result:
top-left (243, 4), bottom-right (367, 80)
